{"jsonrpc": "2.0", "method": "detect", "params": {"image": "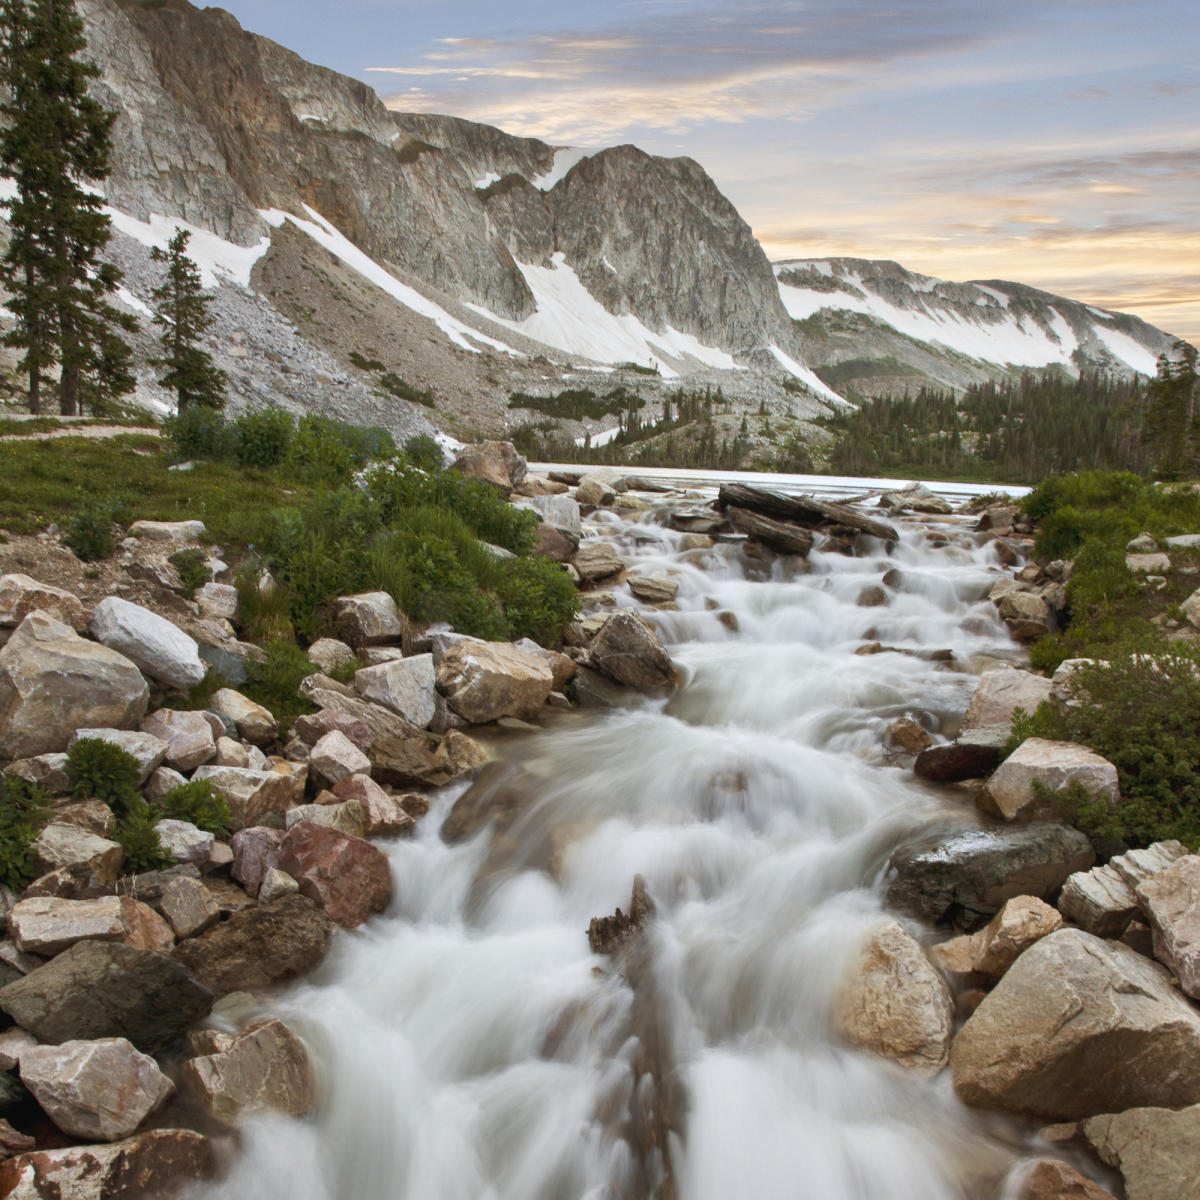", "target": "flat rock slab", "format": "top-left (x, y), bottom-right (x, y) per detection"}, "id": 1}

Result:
top-left (9, 896), bottom-right (126, 956)
top-left (950, 928), bottom-right (1200, 1119)
top-left (886, 823), bottom-right (1094, 927)
top-left (0, 940), bottom-right (212, 1053)
top-left (0, 1129), bottom-right (213, 1199)
top-left (1136, 854), bottom-right (1200, 1000)
top-left (354, 654), bottom-right (437, 728)
top-left (1081, 1102), bottom-right (1200, 1200)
